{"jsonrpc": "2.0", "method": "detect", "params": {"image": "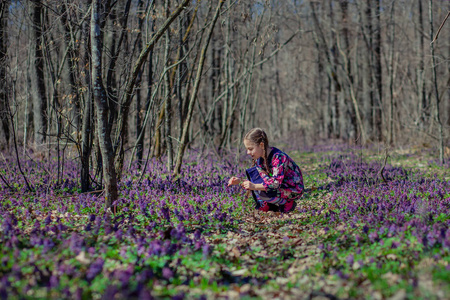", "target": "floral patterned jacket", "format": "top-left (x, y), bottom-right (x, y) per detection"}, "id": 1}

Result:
top-left (256, 147), bottom-right (304, 199)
